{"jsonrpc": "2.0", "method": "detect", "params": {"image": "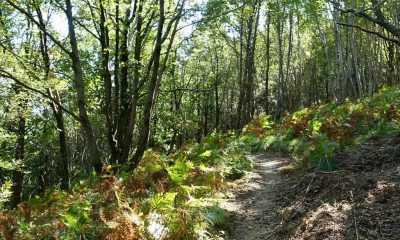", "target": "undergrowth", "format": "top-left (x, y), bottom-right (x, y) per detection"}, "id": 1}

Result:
top-left (244, 86), bottom-right (400, 171)
top-left (0, 131), bottom-right (252, 239)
